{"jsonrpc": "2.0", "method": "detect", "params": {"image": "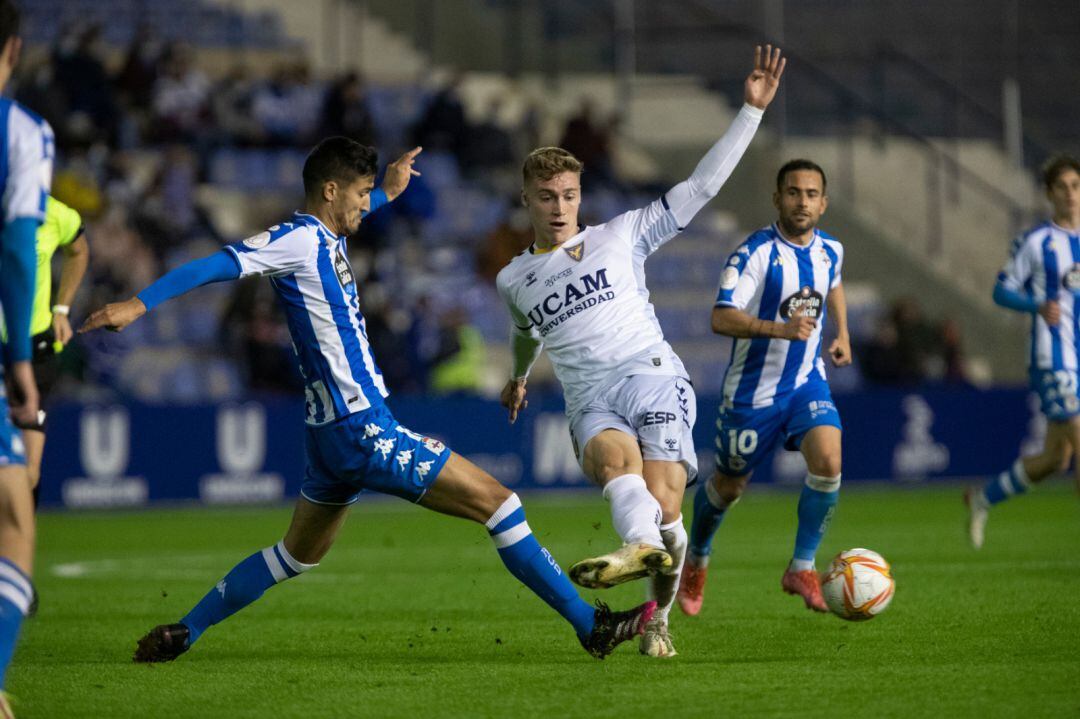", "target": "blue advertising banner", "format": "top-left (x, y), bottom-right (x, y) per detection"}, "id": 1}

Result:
top-left (37, 387), bottom-right (1041, 509)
